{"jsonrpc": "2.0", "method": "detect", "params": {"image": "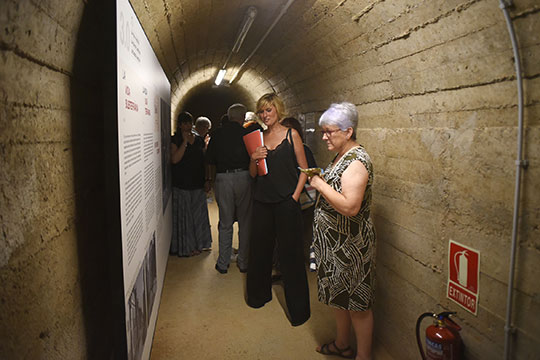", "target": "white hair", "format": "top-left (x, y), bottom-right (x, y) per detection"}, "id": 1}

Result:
top-left (244, 110), bottom-right (268, 130)
top-left (195, 116), bottom-right (211, 128)
top-left (245, 111), bottom-right (258, 122)
top-left (227, 103), bottom-right (247, 122)
top-left (319, 102), bottom-right (358, 131)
